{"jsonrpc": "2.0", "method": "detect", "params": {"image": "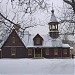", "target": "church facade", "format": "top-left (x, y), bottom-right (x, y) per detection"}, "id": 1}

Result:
top-left (0, 9), bottom-right (70, 58)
